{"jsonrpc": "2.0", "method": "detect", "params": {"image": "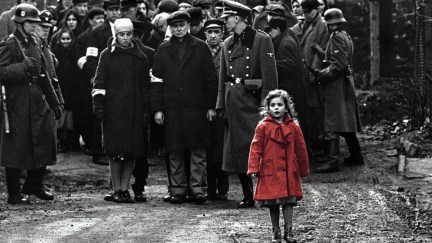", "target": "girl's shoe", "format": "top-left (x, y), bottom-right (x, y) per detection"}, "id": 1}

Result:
top-left (112, 190), bottom-right (124, 203)
top-left (271, 227), bottom-right (281, 243)
top-left (284, 226), bottom-right (297, 243)
top-left (122, 190), bottom-right (135, 203)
